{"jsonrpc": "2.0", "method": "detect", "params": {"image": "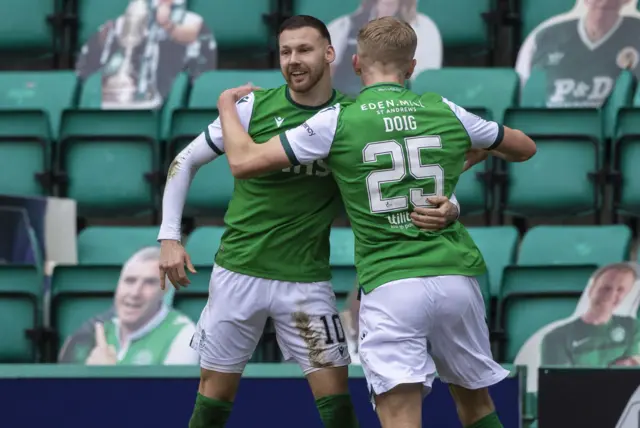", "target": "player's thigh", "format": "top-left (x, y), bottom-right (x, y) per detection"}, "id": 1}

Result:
top-left (427, 275), bottom-right (509, 389)
top-left (358, 278), bottom-right (436, 401)
top-left (190, 264), bottom-right (269, 373)
top-left (375, 383), bottom-right (424, 428)
top-left (271, 280), bottom-right (351, 375)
